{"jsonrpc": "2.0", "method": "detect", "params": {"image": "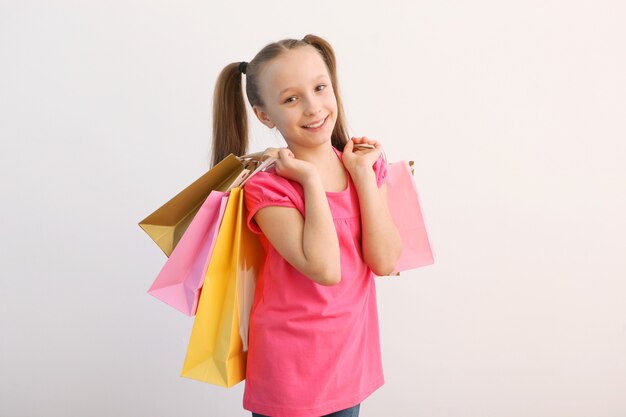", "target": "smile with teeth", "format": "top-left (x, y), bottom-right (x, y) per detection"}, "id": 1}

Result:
top-left (302, 115), bottom-right (328, 129)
